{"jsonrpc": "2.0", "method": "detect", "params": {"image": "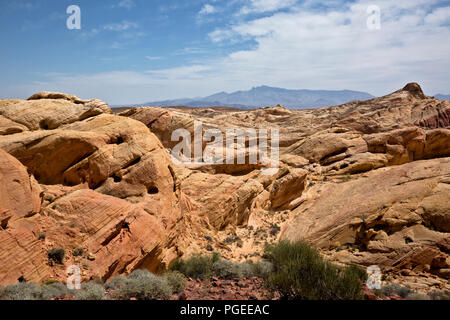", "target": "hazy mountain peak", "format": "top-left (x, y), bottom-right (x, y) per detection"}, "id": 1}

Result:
top-left (133, 86), bottom-right (375, 110)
